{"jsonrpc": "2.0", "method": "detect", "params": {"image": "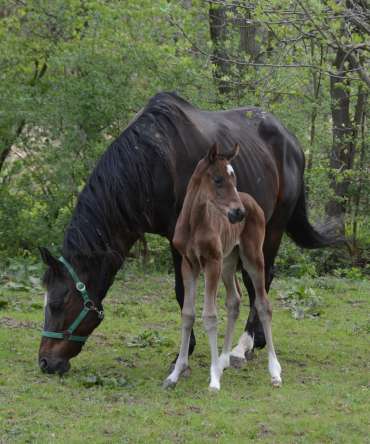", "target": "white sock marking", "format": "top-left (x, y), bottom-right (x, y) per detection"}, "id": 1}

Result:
top-left (231, 332), bottom-right (254, 359)
top-left (268, 352), bottom-right (282, 384)
top-left (210, 363), bottom-right (221, 390)
top-left (219, 352), bottom-right (230, 372)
